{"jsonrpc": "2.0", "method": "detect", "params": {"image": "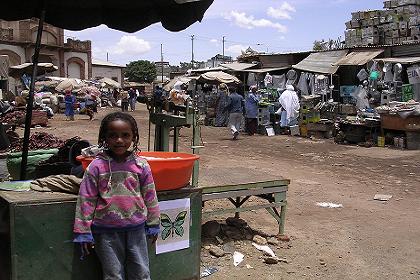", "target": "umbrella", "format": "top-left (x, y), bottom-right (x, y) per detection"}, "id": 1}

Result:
top-left (0, 0), bottom-right (214, 180)
top-left (55, 78), bottom-right (85, 92)
top-left (8, 62), bottom-right (58, 78)
top-left (198, 71), bottom-right (241, 85)
top-left (99, 77), bottom-right (121, 89)
top-left (1, 0), bottom-right (213, 32)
